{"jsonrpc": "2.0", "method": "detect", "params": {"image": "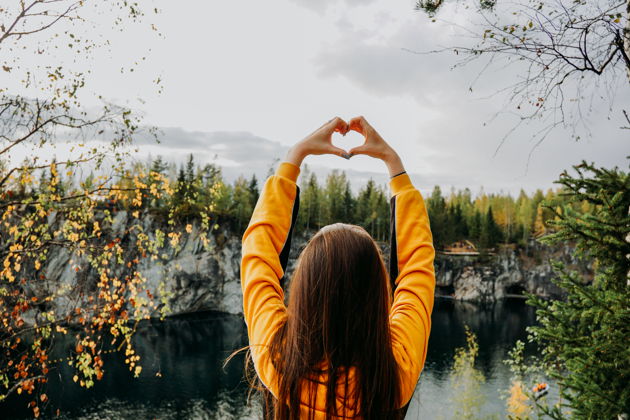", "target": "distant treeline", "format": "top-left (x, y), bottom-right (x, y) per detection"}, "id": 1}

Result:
top-left (10, 154), bottom-right (591, 250)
